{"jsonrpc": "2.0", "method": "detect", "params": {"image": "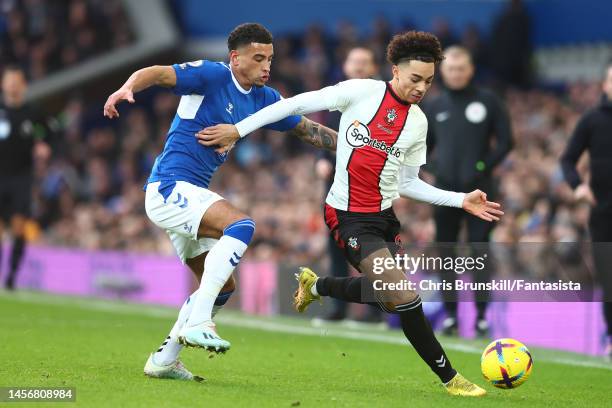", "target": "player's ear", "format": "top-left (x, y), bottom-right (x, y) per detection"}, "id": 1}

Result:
top-left (229, 50), bottom-right (240, 67)
top-left (392, 64), bottom-right (399, 80)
